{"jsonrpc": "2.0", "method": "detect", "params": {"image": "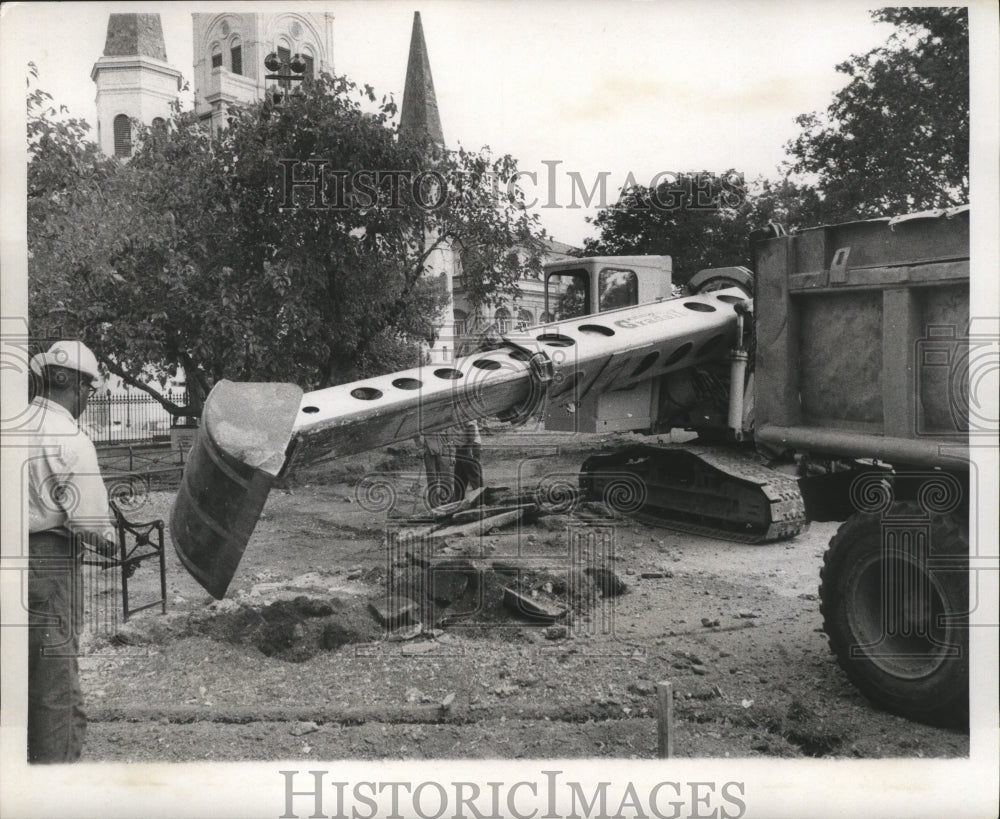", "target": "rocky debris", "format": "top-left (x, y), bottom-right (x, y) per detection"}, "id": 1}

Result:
top-left (386, 547), bottom-right (598, 632)
top-left (429, 561), bottom-right (472, 604)
top-left (536, 514), bottom-right (574, 532)
top-left (502, 588), bottom-right (566, 624)
top-left (544, 625), bottom-right (568, 640)
top-left (368, 595), bottom-right (420, 628)
top-left (740, 699), bottom-right (846, 758)
top-left (580, 501), bottom-right (617, 519)
top-left (627, 680), bottom-right (656, 696)
top-left (673, 650), bottom-right (704, 665)
top-left (584, 567), bottom-right (628, 597)
top-left (701, 617), bottom-right (721, 628)
top-left (290, 721), bottom-right (319, 736)
top-left (386, 622), bottom-right (423, 641)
